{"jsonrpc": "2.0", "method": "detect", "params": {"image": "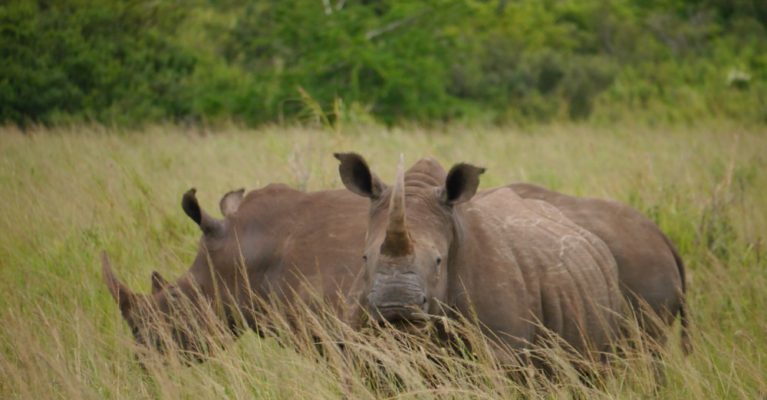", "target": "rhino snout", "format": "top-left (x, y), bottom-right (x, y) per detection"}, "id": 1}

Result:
top-left (367, 272), bottom-right (428, 322)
